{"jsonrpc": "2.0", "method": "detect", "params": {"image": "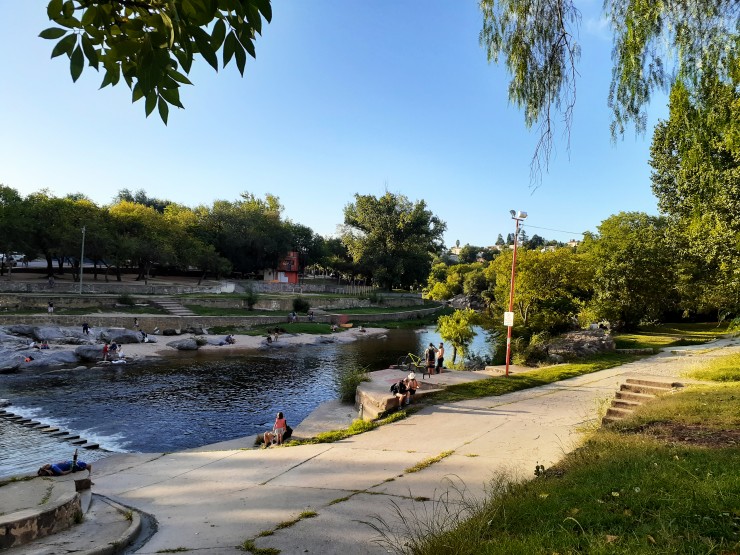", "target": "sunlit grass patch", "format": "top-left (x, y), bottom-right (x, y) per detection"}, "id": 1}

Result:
top-left (687, 352), bottom-right (740, 382)
top-left (615, 322), bottom-right (728, 350)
